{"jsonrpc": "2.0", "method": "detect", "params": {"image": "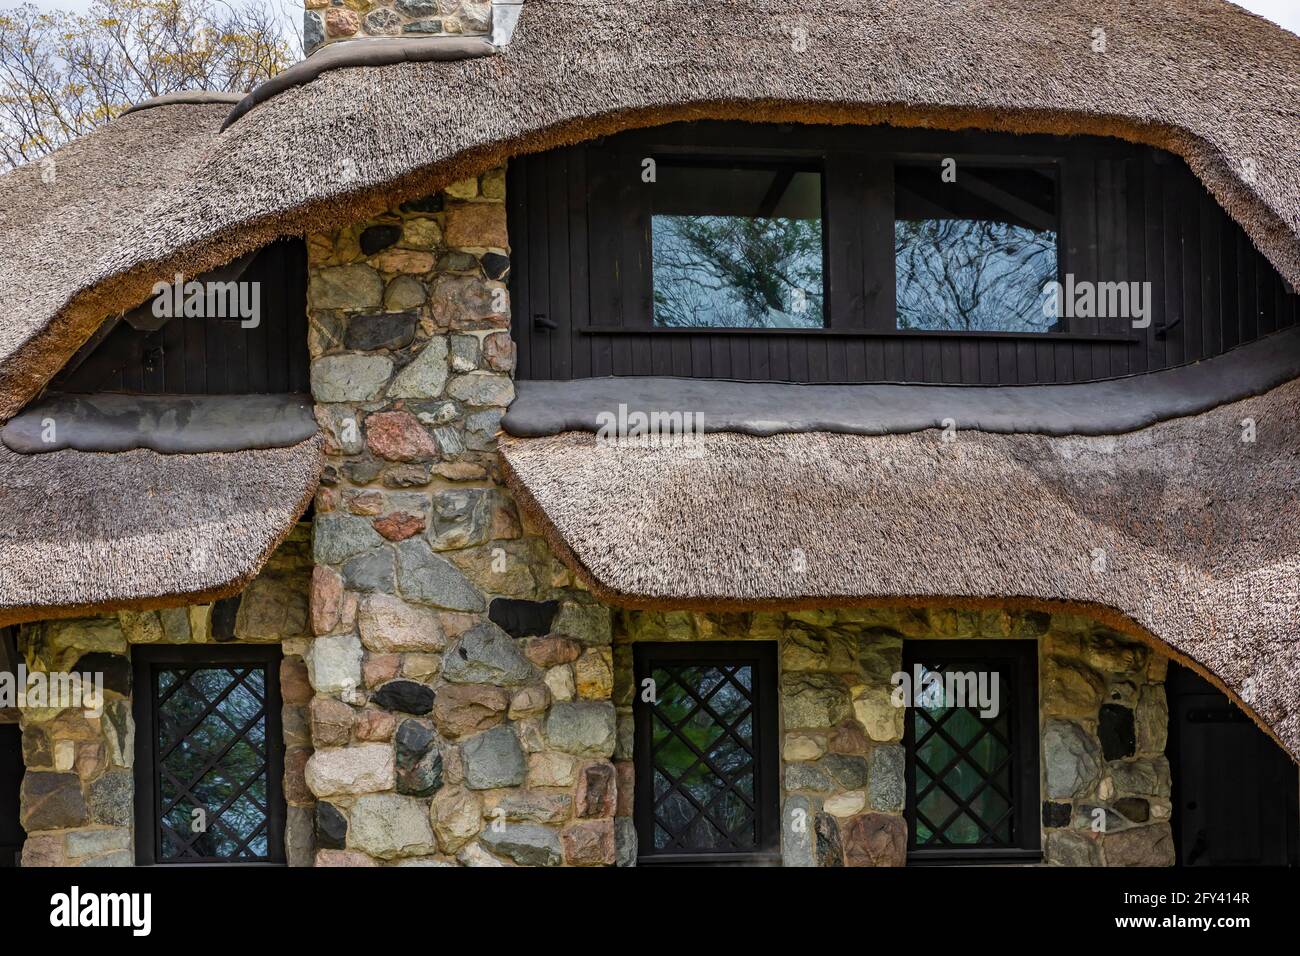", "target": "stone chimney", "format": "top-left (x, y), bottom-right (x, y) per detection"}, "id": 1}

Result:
top-left (304, 0), bottom-right (512, 56)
